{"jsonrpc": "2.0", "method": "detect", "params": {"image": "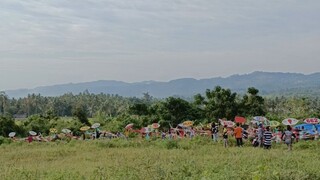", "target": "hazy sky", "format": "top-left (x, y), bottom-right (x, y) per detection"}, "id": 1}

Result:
top-left (1, 0), bottom-right (320, 90)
